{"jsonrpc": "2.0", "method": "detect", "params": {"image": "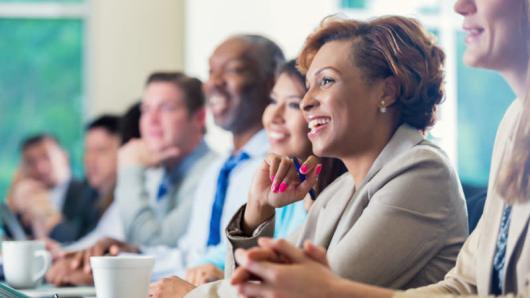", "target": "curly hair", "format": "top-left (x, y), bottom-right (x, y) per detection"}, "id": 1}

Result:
top-left (297, 15), bottom-right (445, 130)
